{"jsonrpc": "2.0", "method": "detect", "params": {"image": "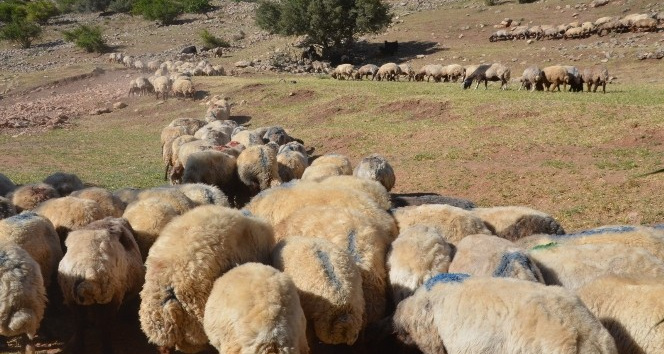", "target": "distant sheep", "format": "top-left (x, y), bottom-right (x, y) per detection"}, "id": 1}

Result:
top-left (581, 65), bottom-right (609, 93)
top-left (206, 97), bottom-right (232, 122)
top-left (331, 64), bottom-right (354, 80)
top-left (9, 183), bottom-right (59, 212)
top-left (542, 65), bottom-right (570, 91)
top-left (376, 63), bottom-right (402, 82)
top-left (442, 64), bottom-right (465, 82)
top-left (563, 65), bottom-right (583, 92)
top-left (518, 66), bottom-right (544, 91)
top-left (398, 64), bottom-right (415, 81)
top-left (353, 154), bottom-right (396, 192)
top-left (356, 64), bottom-right (379, 80)
top-left (203, 263), bottom-right (309, 354)
top-left (391, 204), bottom-right (492, 243)
top-left (139, 206), bottom-right (275, 353)
top-left (153, 76), bottom-right (171, 100)
top-left (271, 236), bottom-right (364, 345)
top-left (172, 78), bottom-right (196, 99)
top-left (470, 206), bottom-right (565, 241)
top-left (462, 63), bottom-right (510, 90)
